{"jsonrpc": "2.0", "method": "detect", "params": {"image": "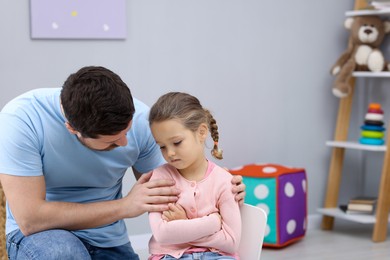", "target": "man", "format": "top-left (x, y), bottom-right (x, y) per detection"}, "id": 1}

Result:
top-left (0, 66), bottom-right (245, 259)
